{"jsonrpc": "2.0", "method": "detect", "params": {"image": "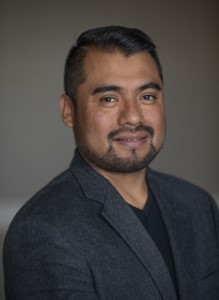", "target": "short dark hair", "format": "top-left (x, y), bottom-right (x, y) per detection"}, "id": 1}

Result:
top-left (64, 26), bottom-right (163, 104)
